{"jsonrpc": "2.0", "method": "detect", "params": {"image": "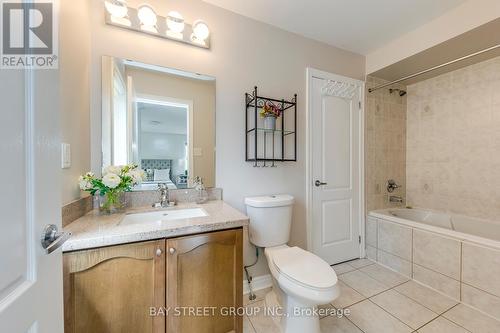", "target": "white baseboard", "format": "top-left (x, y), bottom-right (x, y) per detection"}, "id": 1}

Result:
top-left (243, 274), bottom-right (272, 295)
